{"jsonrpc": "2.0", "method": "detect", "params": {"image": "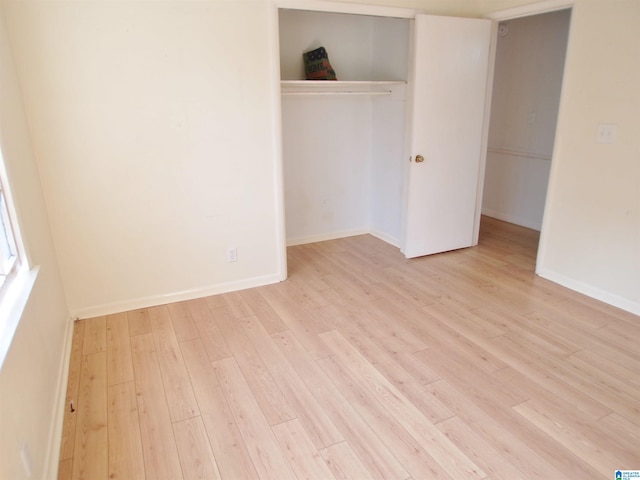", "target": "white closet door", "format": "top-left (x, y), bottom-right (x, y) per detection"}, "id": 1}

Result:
top-left (403, 15), bottom-right (492, 258)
